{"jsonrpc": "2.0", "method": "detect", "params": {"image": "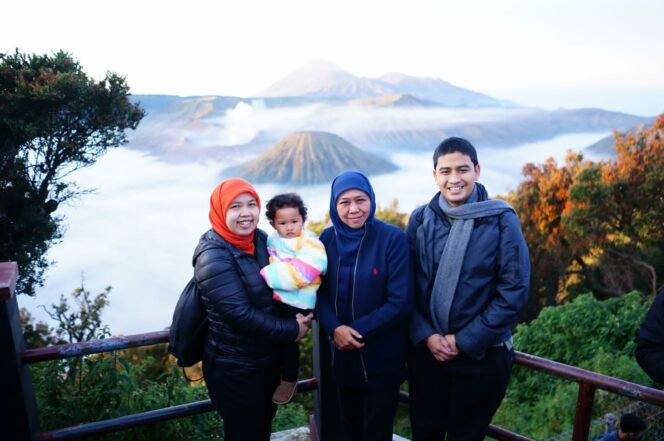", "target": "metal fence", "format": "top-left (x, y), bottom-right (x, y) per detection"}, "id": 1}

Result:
top-left (2, 261), bottom-right (663, 441)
